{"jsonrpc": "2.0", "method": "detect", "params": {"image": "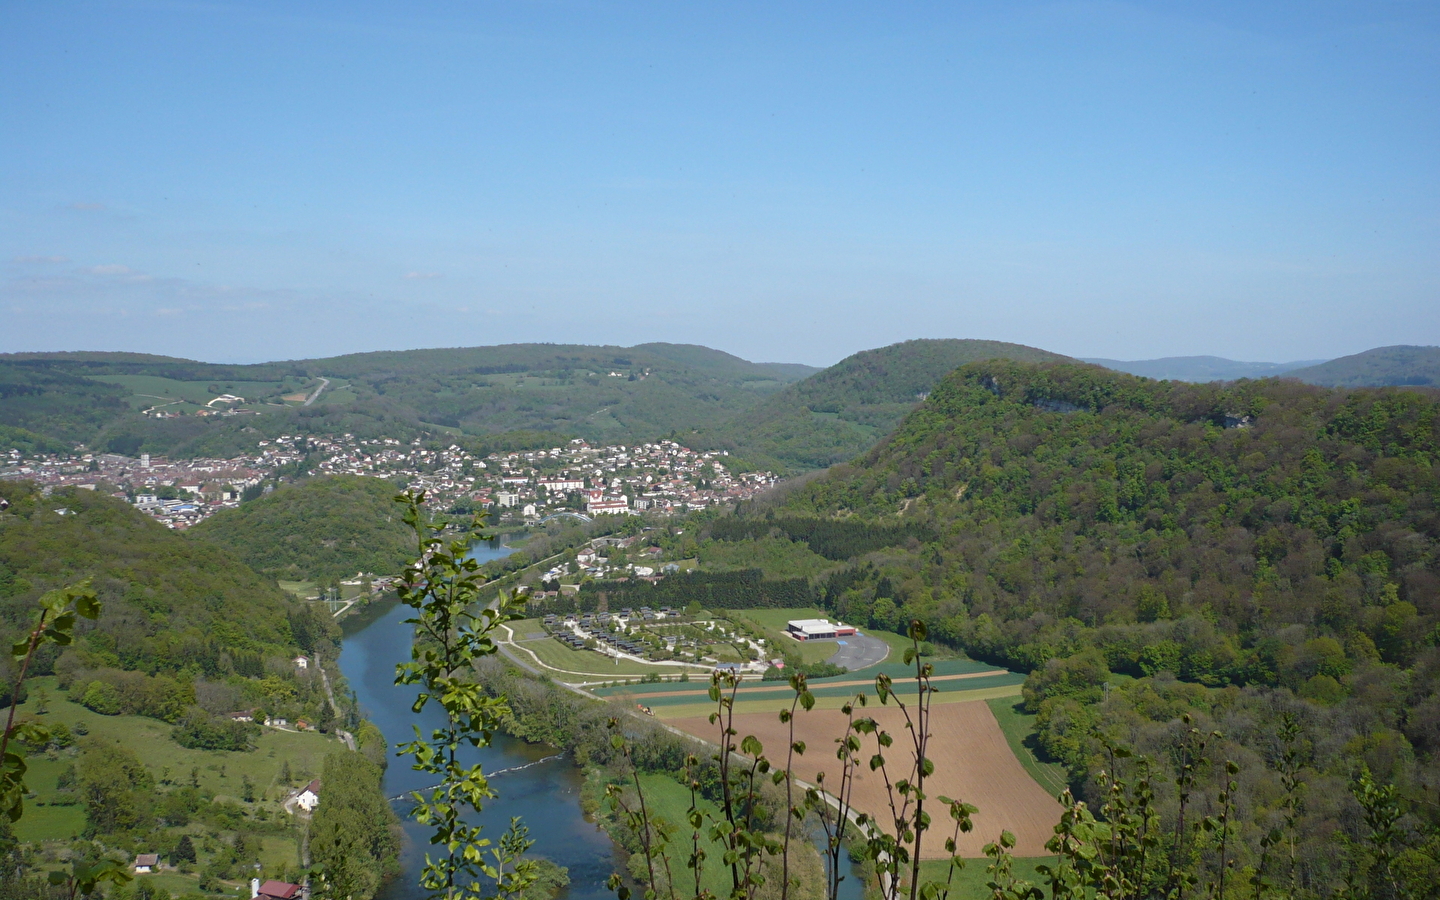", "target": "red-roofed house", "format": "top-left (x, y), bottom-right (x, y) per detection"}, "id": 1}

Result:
top-left (252, 879), bottom-right (303, 899)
